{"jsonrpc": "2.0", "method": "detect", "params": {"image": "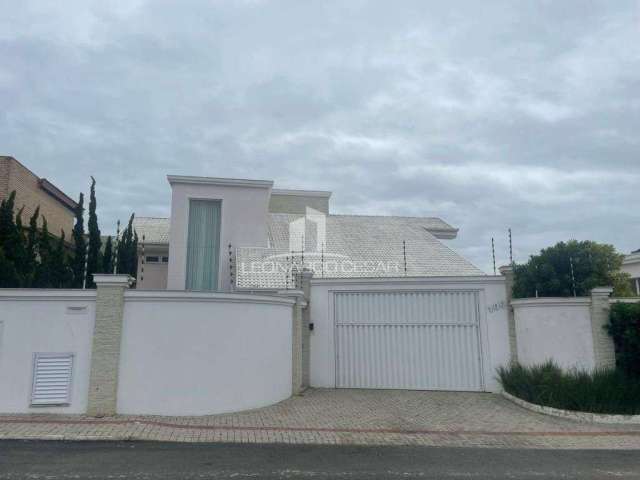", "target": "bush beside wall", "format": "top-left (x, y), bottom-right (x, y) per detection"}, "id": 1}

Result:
top-left (607, 303), bottom-right (640, 378)
top-left (498, 361), bottom-right (640, 415)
